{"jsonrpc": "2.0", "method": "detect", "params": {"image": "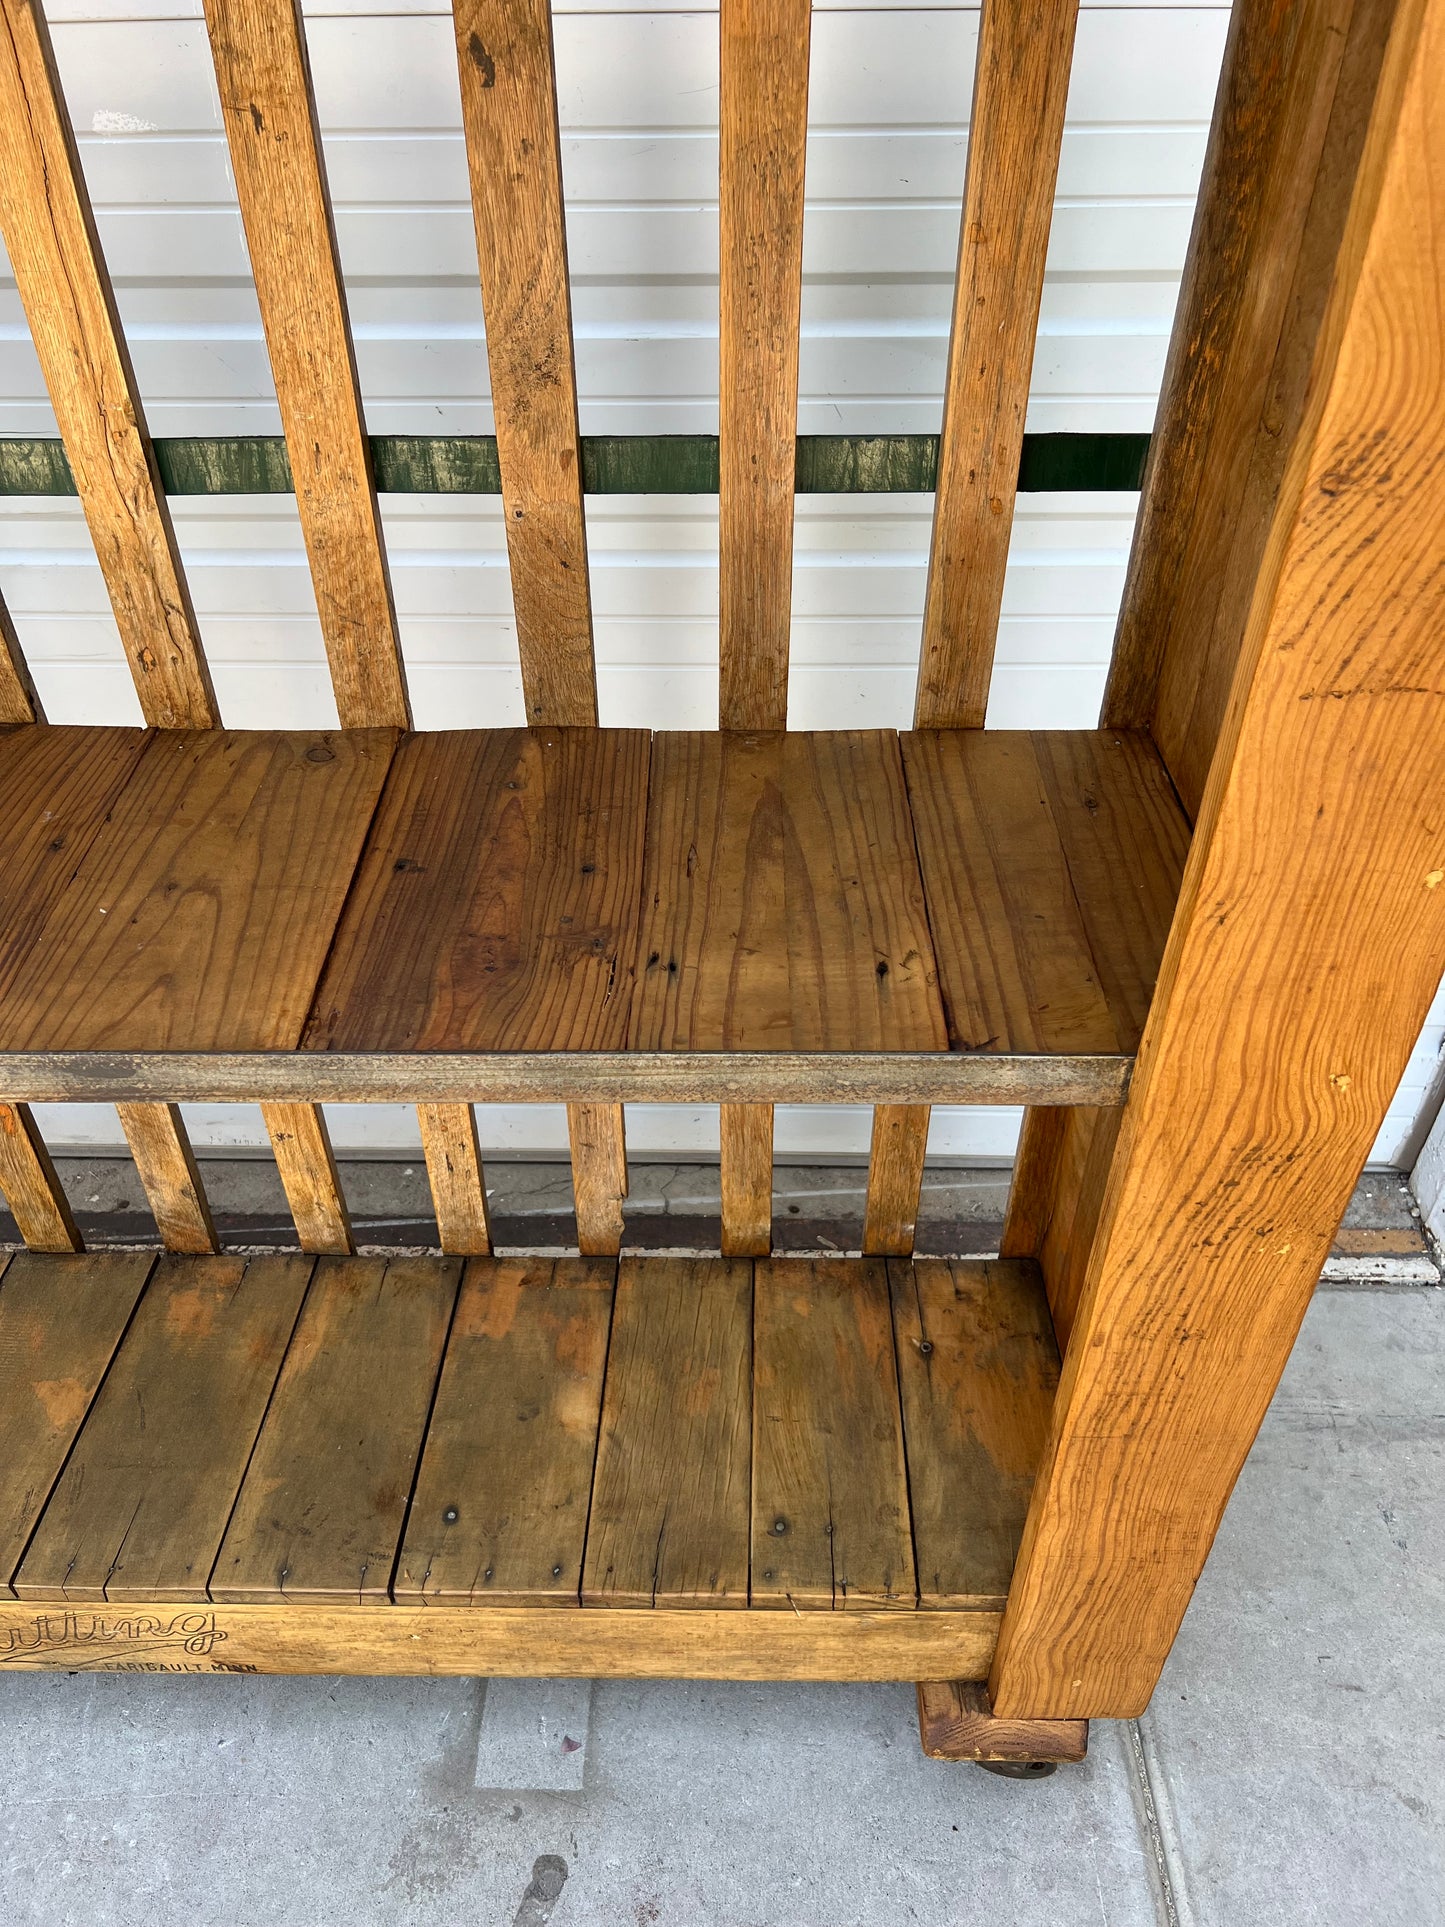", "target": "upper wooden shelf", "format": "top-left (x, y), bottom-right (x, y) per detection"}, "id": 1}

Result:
top-left (0, 723), bottom-right (1189, 1102)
